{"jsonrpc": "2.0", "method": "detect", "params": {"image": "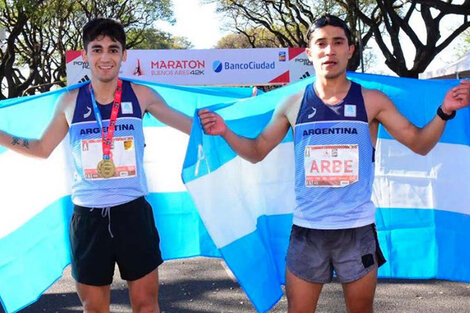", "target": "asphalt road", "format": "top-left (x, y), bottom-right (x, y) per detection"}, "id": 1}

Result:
top-left (3, 257), bottom-right (470, 313)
